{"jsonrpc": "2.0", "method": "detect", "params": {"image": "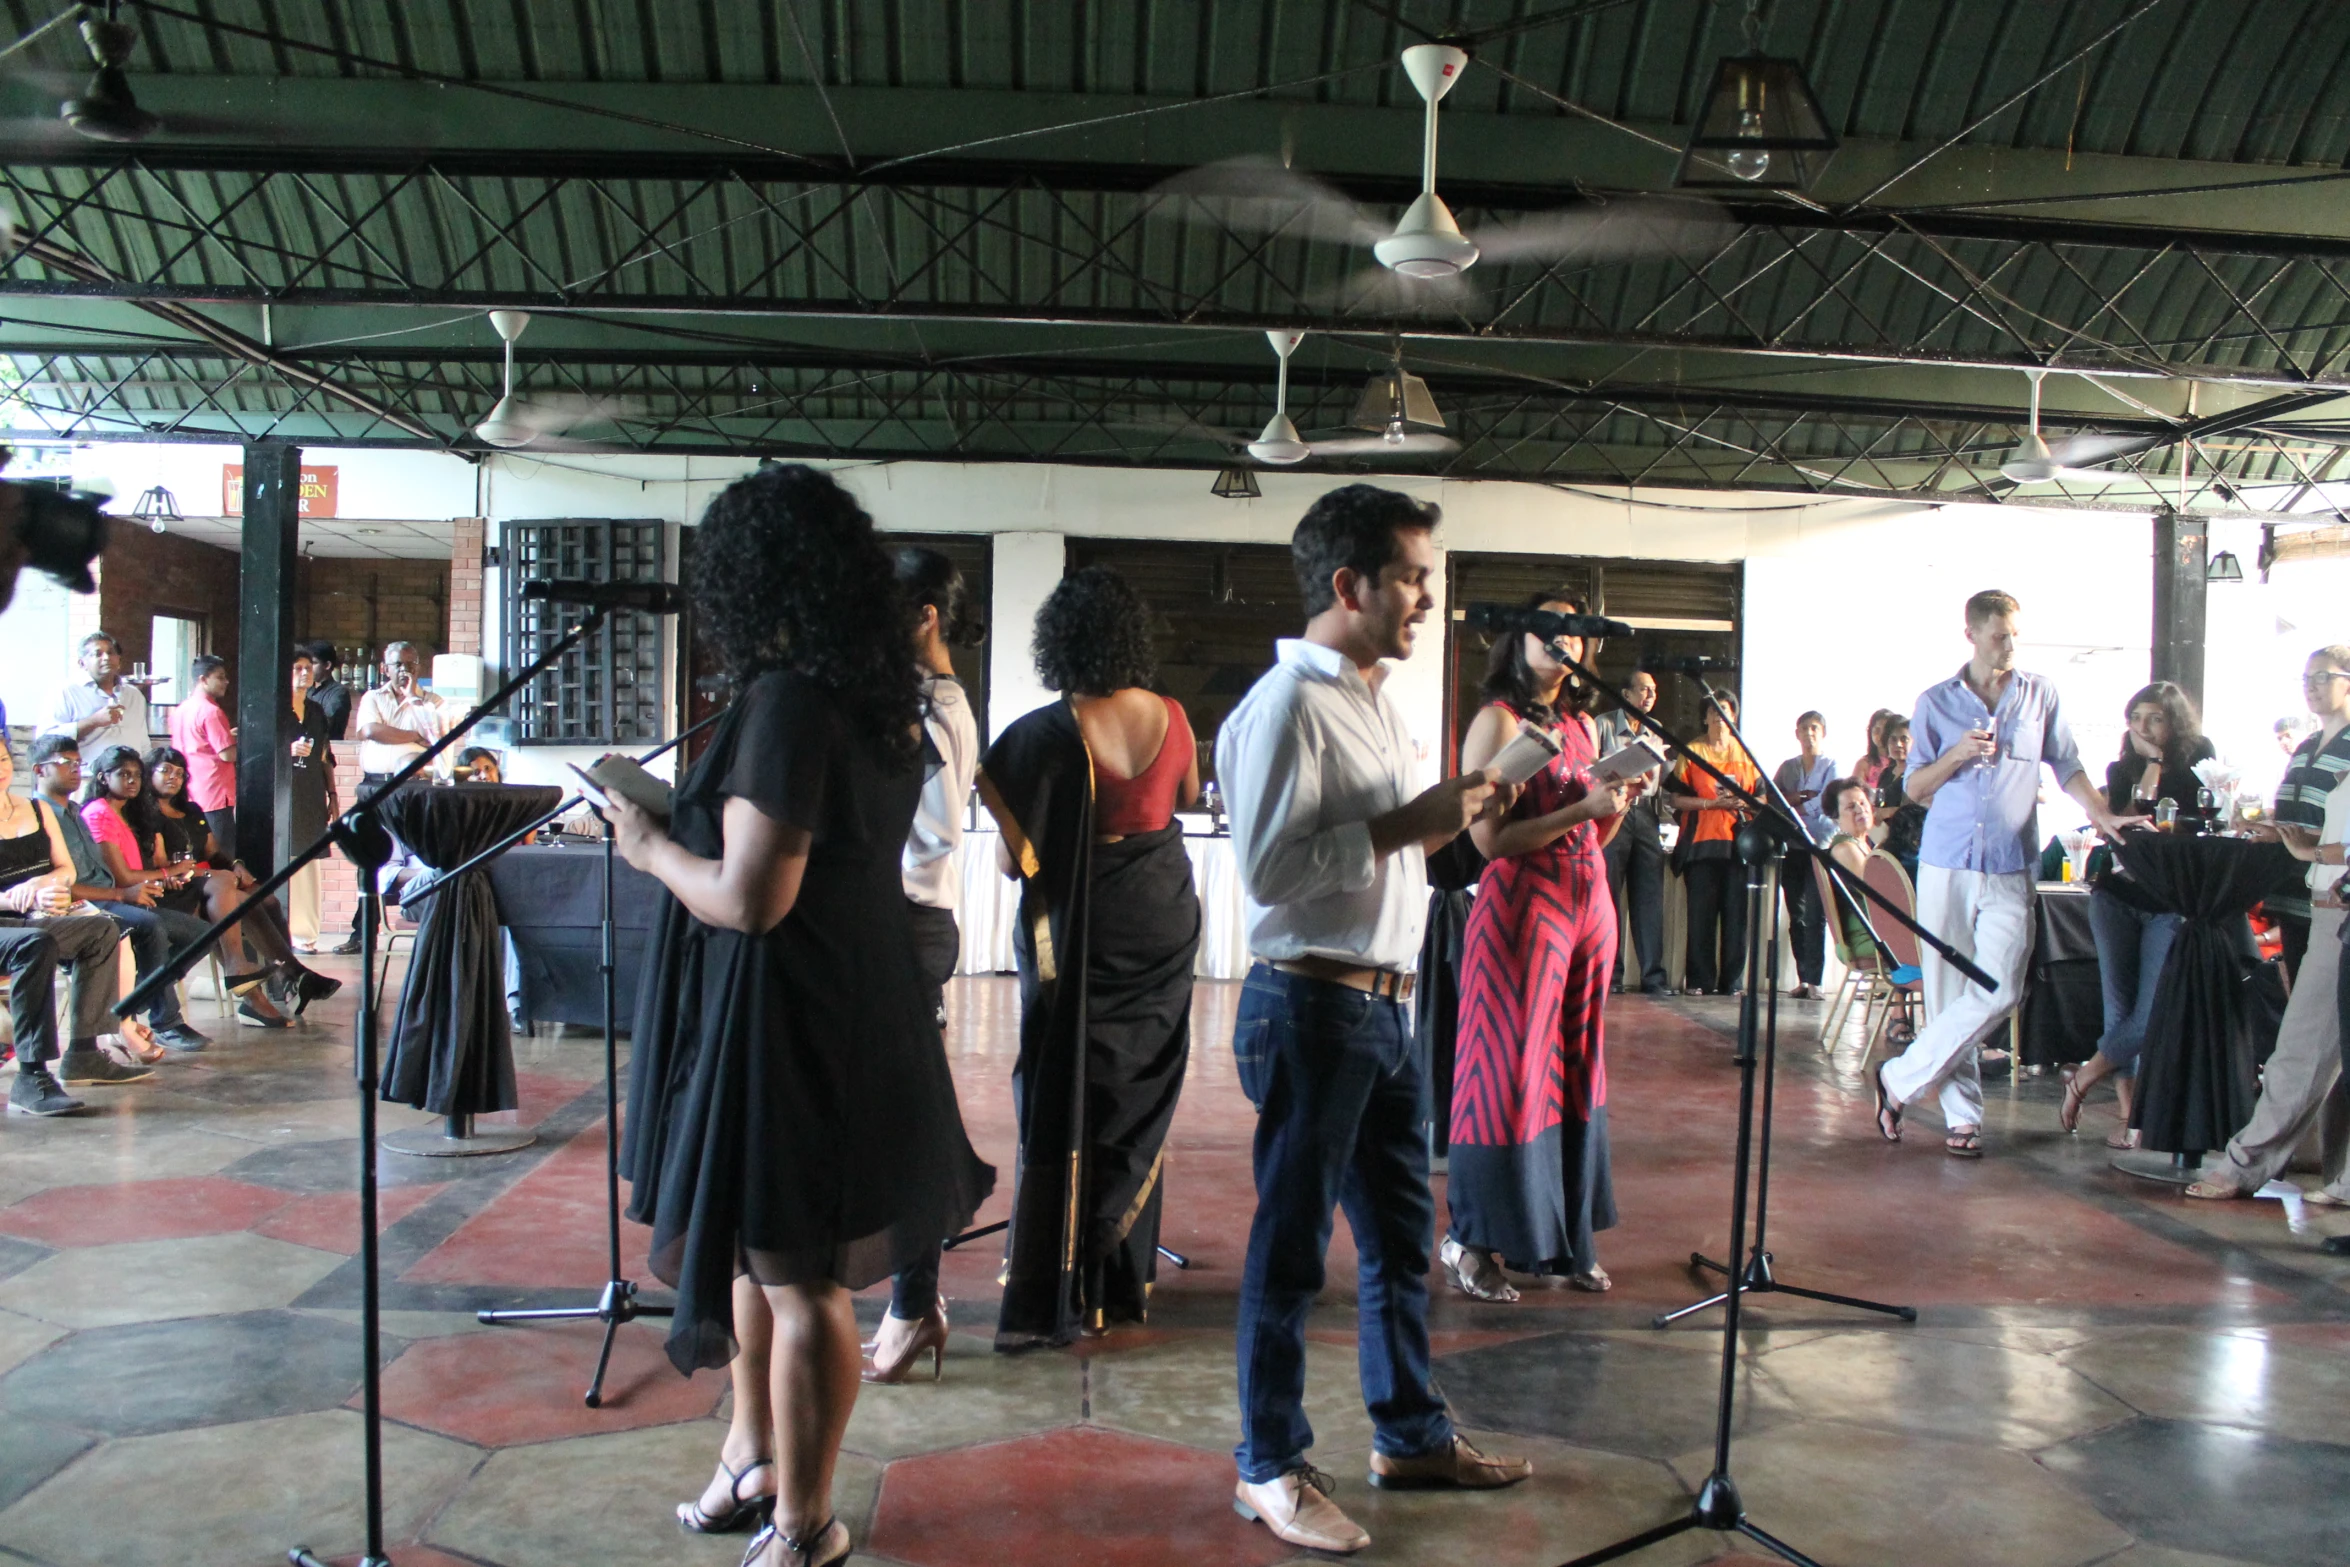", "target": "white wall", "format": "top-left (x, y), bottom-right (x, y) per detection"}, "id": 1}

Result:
top-left (987, 532), bottom-right (1065, 745)
top-left (0, 571), bottom-right (73, 738)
